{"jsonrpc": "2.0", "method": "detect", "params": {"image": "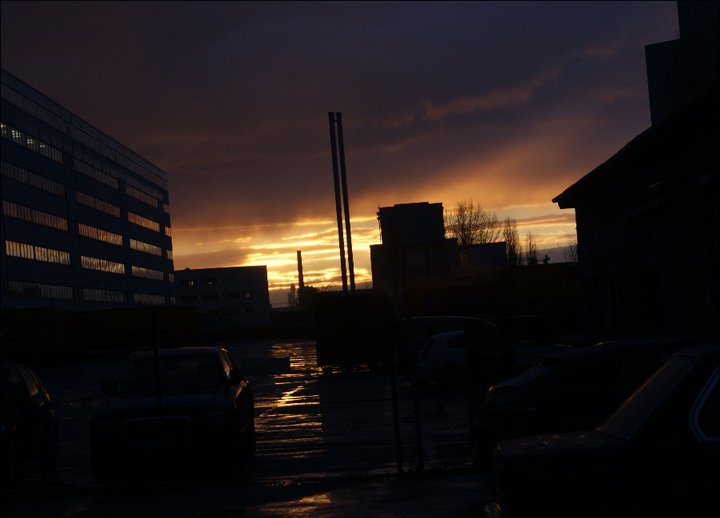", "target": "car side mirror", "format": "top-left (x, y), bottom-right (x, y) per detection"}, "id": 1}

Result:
top-left (100, 379), bottom-right (116, 396)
